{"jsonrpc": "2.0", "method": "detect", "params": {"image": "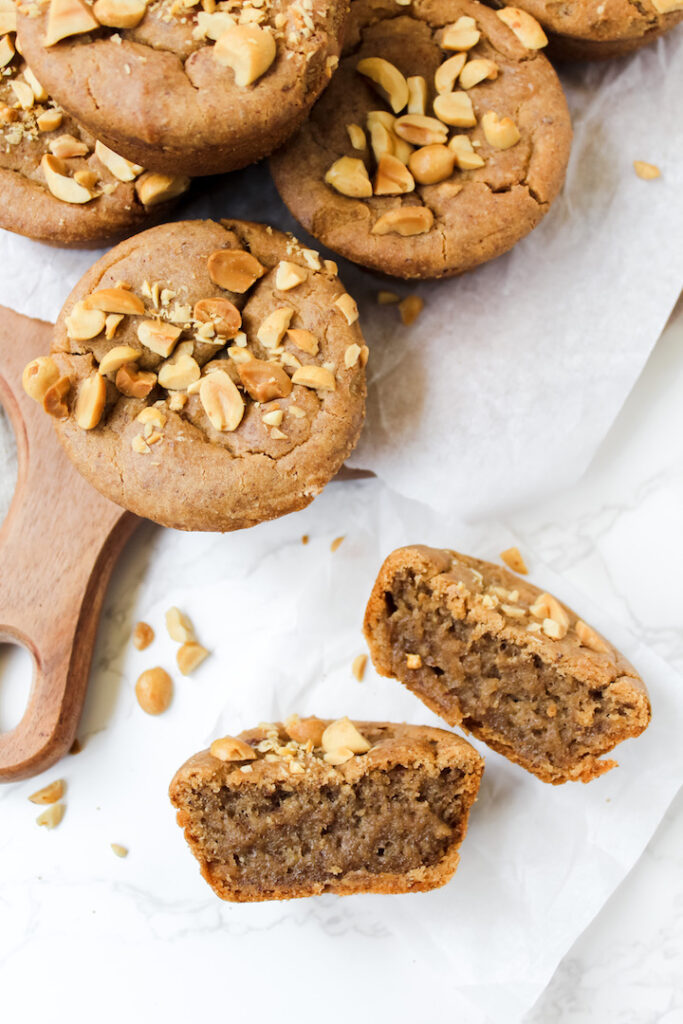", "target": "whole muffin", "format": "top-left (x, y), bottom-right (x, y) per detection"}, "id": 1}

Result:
top-left (15, 0), bottom-right (349, 176)
top-left (24, 219), bottom-right (367, 532)
top-left (488, 0), bottom-right (683, 59)
top-left (0, 0), bottom-right (189, 244)
top-left (271, 0), bottom-right (572, 280)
